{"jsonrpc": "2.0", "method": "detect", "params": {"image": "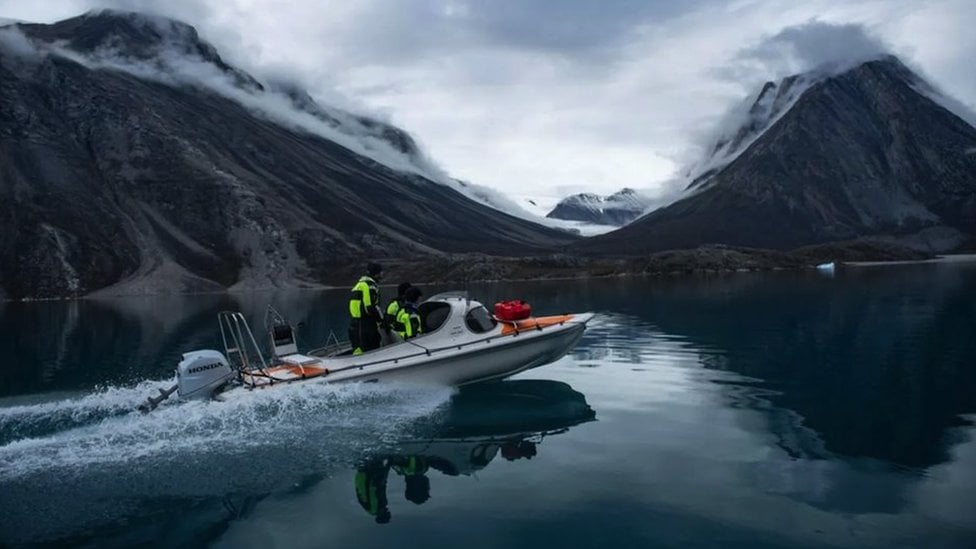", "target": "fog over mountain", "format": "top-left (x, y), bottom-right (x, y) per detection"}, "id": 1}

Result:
top-left (0, 11), bottom-right (572, 299)
top-left (2, 8), bottom-right (975, 300)
top-left (584, 55), bottom-right (976, 254)
top-left (1, 1), bottom-right (973, 200)
top-left (681, 21), bottom-right (976, 188)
